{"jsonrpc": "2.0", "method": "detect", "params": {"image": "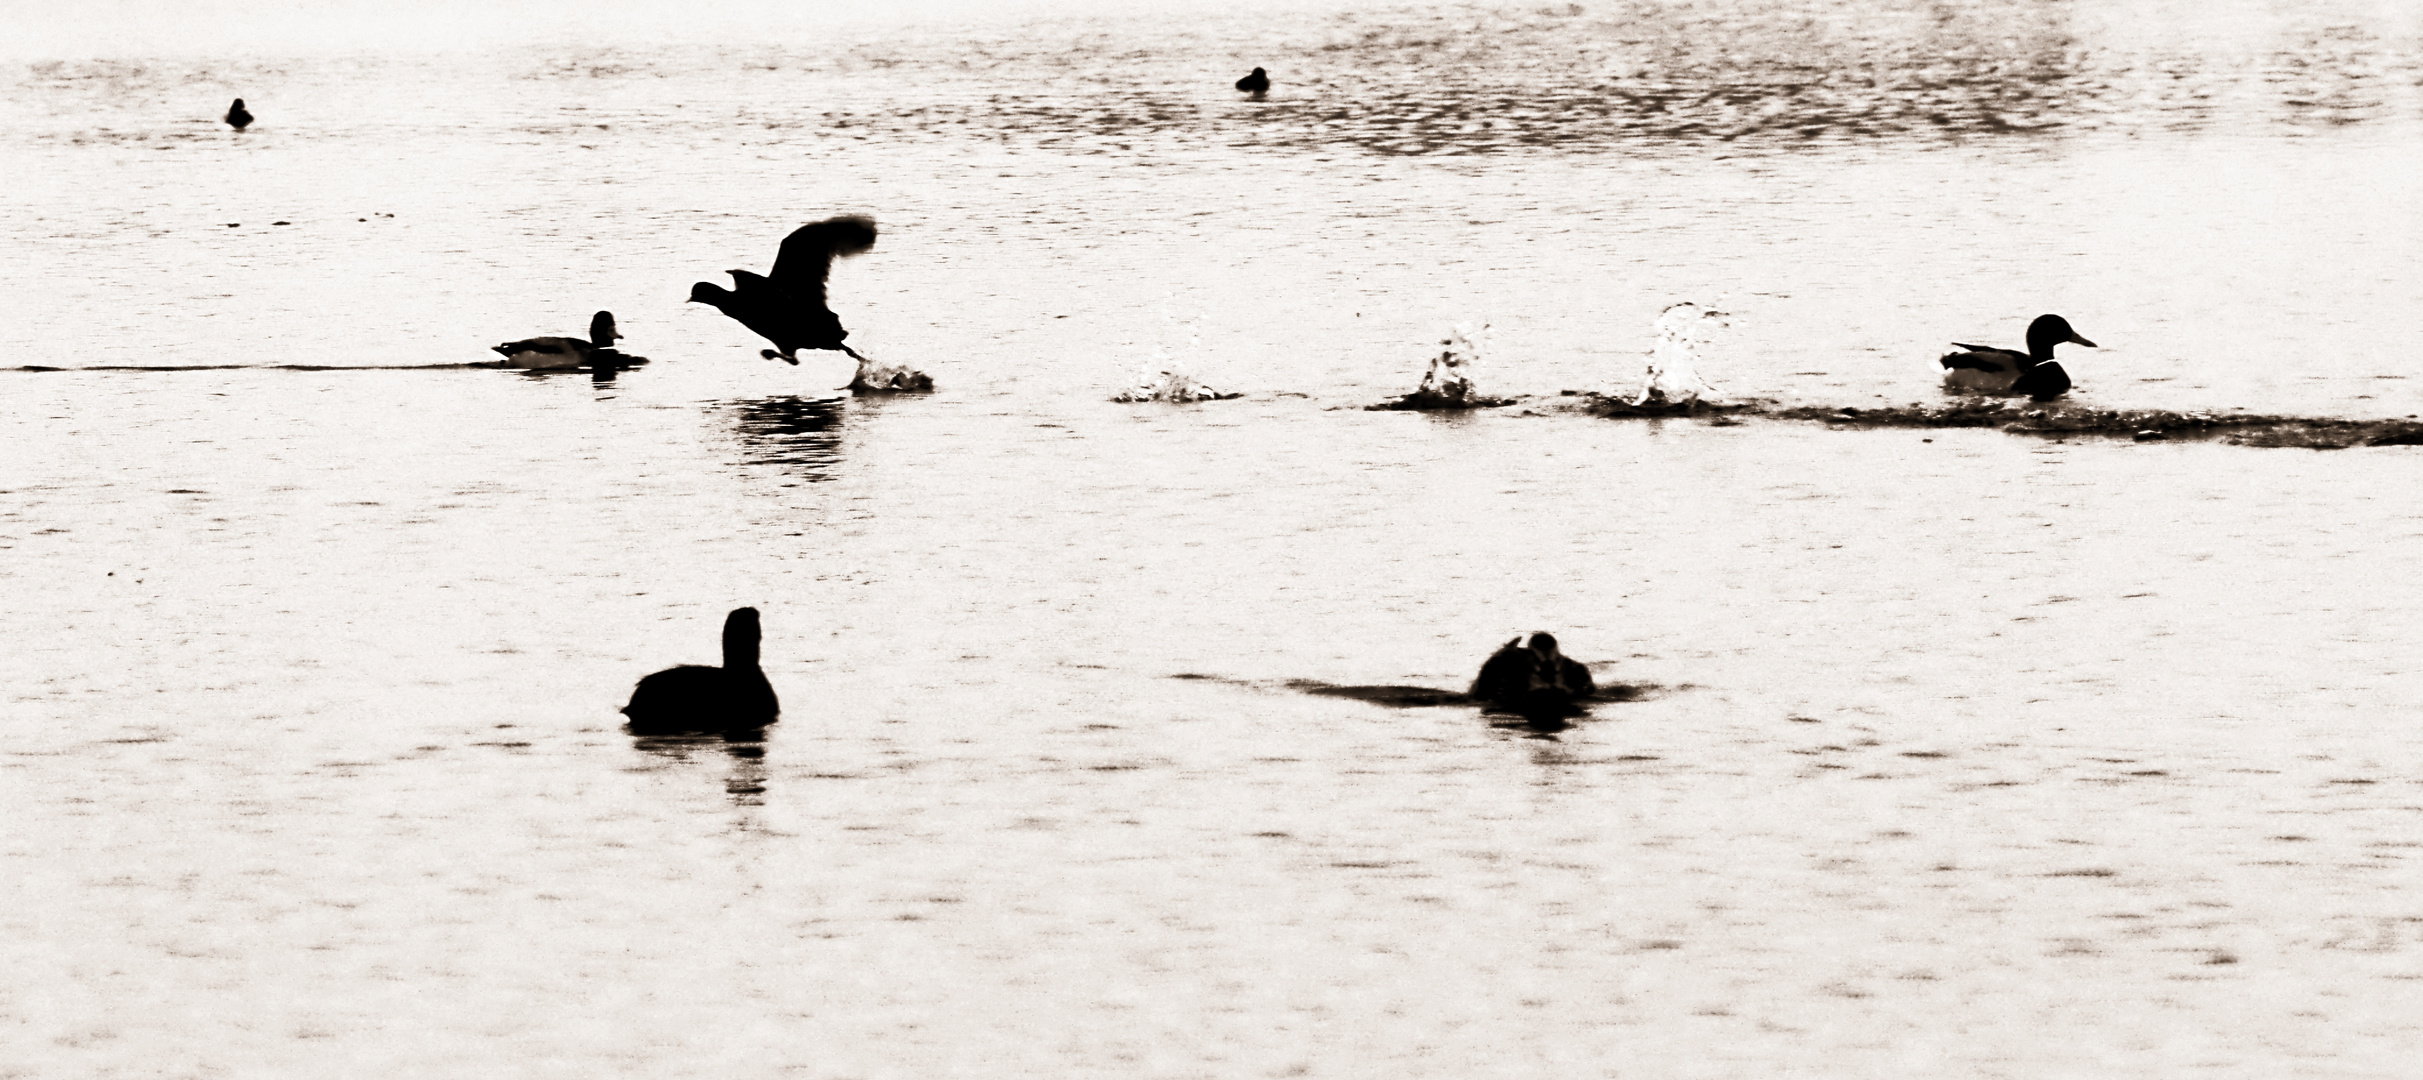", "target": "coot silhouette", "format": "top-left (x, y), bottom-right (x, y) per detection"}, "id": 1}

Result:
top-left (1470, 632), bottom-right (1595, 718)
top-left (623, 607), bottom-right (780, 734)
top-left (690, 216), bottom-right (878, 365)
top-left (1235, 67), bottom-right (1270, 98)
top-left (224, 98), bottom-right (252, 130)
top-left (1940, 314), bottom-right (2096, 401)
top-left (493, 311), bottom-right (637, 370)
